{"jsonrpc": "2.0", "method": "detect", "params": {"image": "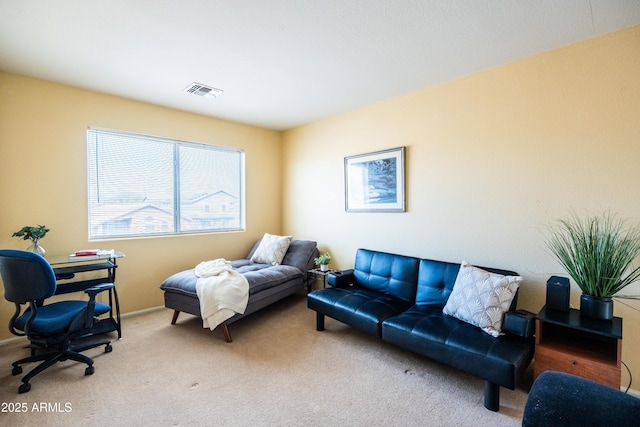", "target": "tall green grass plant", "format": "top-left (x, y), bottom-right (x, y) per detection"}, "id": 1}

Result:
top-left (546, 212), bottom-right (640, 298)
